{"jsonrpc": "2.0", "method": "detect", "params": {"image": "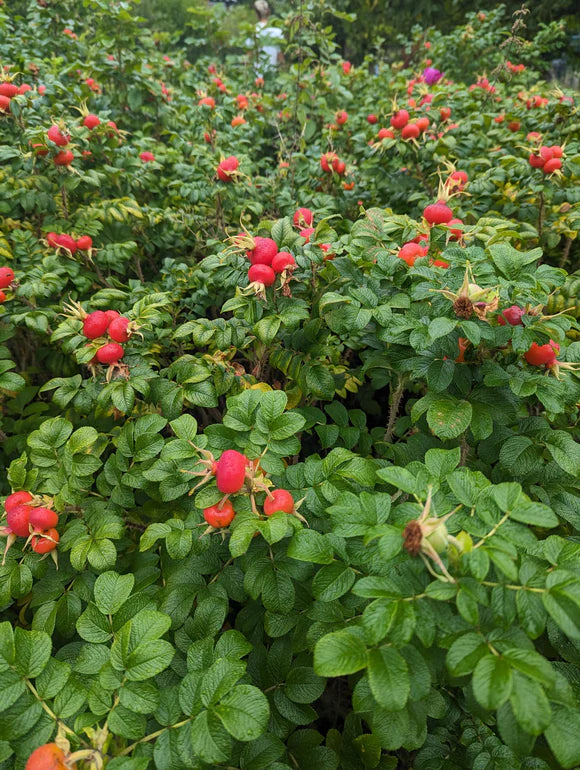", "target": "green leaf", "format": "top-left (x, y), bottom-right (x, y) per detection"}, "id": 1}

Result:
top-left (509, 502), bottom-right (558, 528)
top-left (427, 398), bottom-right (472, 439)
top-left (545, 703), bottom-right (580, 769)
top-left (509, 672), bottom-right (551, 735)
top-left (314, 629), bottom-right (368, 677)
top-left (190, 709), bottom-right (231, 764)
top-left (312, 563), bottom-right (356, 602)
top-left (367, 647), bottom-right (410, 711)
top-left (447, 633), bottom-right (488, 676)
top-left (214, 684), bottom-right (270, 741)
top-left (472, 655), bottom-right (513, 710)
top-left (428, 317), bottom-right (457, 340)
top-left (287, 530), bottom-right (334, 564)
top-left (542, 571), bottom-right (580, 638)
top-left (94, 571), bottom-right (135, 615)
top-left (285, 667), bottom-right (325, 704)
top-left (201, 658), bottom-right (246, 707)
top-left (13, 629), bottom-right (51, 678)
